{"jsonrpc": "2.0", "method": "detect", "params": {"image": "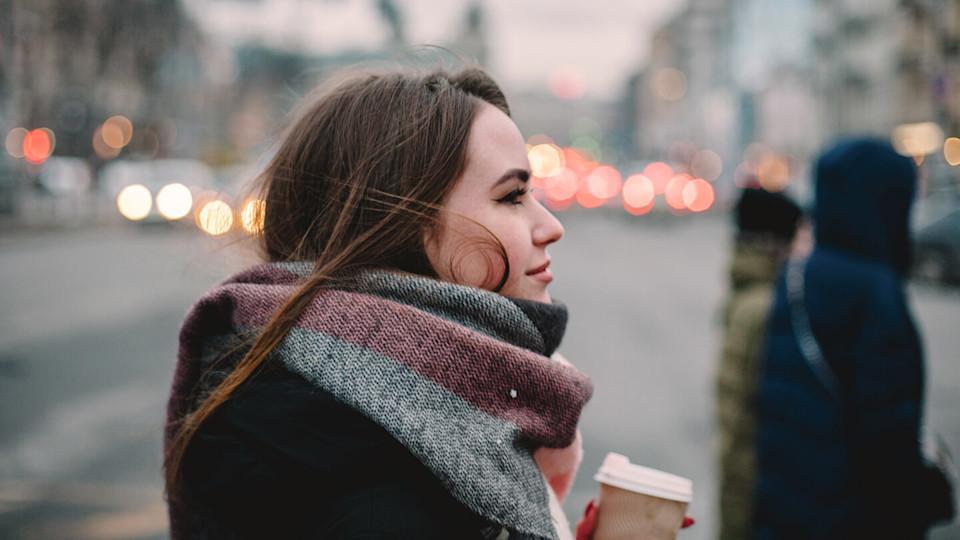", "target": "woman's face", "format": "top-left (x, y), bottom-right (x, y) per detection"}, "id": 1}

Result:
top-left (425, 103), bottom-right (564, 302)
